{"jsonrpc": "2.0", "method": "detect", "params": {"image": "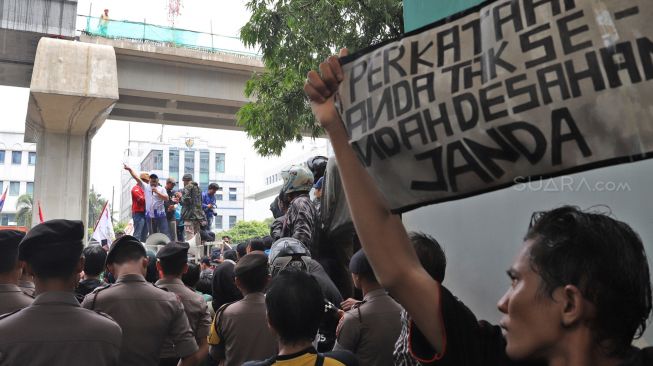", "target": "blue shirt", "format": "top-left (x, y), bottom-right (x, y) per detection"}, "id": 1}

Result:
top-left (202, 191), bottom-right (217, 218)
